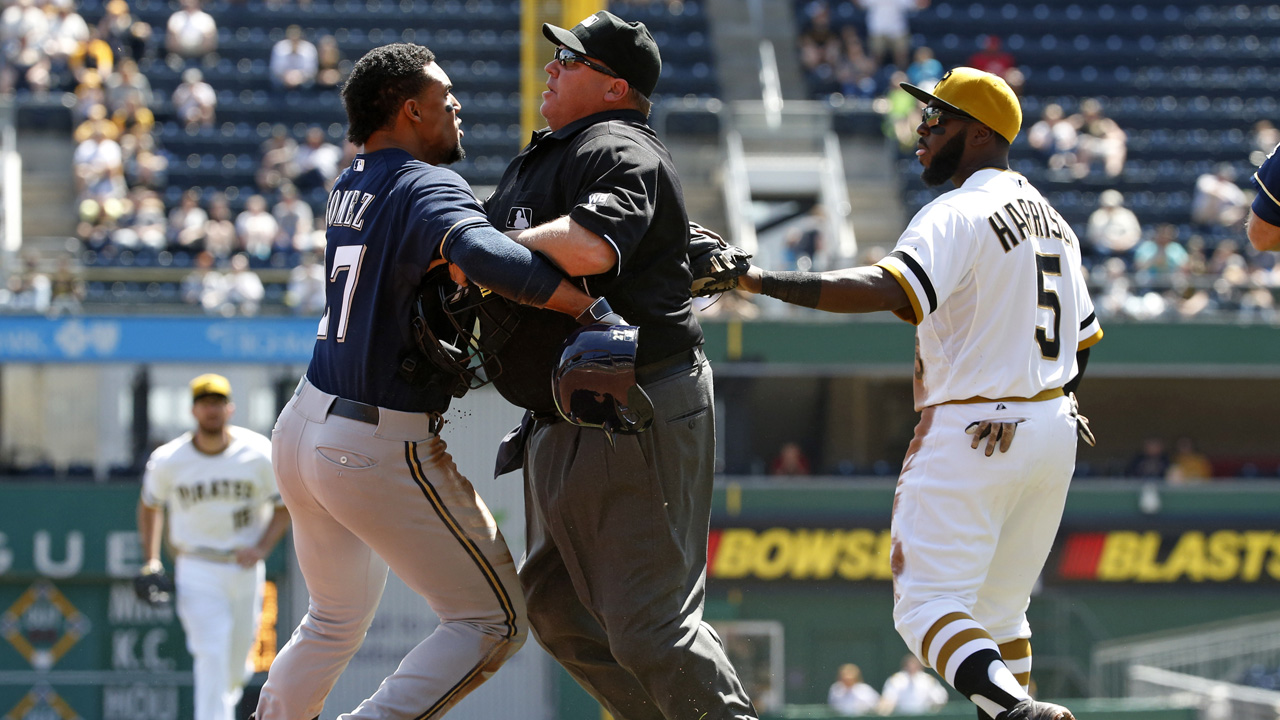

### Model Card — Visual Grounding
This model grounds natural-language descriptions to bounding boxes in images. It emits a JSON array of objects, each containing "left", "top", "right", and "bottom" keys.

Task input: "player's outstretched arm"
[
  {"left": 739, "top": 264, "right": 911, "bottom": 315},
  {"left": 235, "top": 505, "right": 292, "bottom": 568},
  {"left": 444, "top": 223, "right": 599, "bottom": 318}
]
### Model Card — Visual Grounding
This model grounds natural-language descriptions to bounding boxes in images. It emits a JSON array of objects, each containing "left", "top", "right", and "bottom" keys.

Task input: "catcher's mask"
[
  {"left": 410, "top": 265, "right": 510, "bottom": 397},
  {"left": 553, "top": 323, "right": 655, "bottom": 442}
]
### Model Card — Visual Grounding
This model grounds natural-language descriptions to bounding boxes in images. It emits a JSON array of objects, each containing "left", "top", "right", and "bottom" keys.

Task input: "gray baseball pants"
[
  {"left": 257, "top": 378, "right": 526, "bottom": 720},
  {"left": 519, "top": 351, "right": 758, "bottom": 720}
]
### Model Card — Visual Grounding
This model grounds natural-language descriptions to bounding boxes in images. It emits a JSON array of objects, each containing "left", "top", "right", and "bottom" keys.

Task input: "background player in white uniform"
[
  {"left": 137, "top": 373, "right": 291, "bottom": 720},
  {"left": 738, "top": 68, "right": 1101, "bottom": 720}
]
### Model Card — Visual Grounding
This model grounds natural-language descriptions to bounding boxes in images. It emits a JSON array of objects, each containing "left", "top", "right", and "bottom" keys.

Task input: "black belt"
[
  {"left": 330, "top": 397, "right": 380, "bottom": 424},
  {"left": 636, "top": 346, "right": 702, "bottom": 385}
]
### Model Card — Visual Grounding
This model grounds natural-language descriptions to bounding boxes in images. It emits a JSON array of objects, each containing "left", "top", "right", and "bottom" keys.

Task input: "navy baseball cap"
[{"left": 543, "top": 11, "right": 662, "bottom": 97}]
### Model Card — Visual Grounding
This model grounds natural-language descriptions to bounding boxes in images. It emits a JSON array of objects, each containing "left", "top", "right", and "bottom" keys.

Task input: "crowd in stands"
[{"left": 1, "top": 0, "right": 359, "bottom": 316}]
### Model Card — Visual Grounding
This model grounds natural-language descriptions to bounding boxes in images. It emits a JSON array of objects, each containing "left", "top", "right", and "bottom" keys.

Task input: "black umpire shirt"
[{"left": 482, "top": 108, "right": 702, "bottom": 414}]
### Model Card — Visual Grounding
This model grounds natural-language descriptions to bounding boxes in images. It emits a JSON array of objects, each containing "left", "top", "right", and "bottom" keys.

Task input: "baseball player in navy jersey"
[
  {"left": 138, "top": 373, "right": 291, "bottom": 720},
  {"left": 1248, "top": 141, "right": 1280, "bottom": 250},
  {"left": 739, "top": 68, "right": 1102, "bottom": 720},
  {"left": 254, "top": 43, "right": 617, "bottom": 720}
]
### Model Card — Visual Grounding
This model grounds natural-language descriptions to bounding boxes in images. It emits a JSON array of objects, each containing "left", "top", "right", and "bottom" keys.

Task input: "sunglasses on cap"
[
  {"left": 553, "top": 47, "right": 620, "bottom": 79},
  {"left": 921, "top": 105, "right": 976, "bottom": 128}
]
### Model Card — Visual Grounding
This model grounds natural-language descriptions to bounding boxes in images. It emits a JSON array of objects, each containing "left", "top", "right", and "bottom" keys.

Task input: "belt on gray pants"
[
  {"left": 636, "top": 345, "right": 704, "bottom": 385},
  {"left": 330, "top": 397, "right": 380, "bottom": 424}
]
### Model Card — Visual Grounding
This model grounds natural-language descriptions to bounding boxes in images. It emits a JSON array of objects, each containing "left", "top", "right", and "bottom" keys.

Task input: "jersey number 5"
[
  {"left": 317, "top": 245, "right": 366, "bottom": 341},
  {"left": 1035, "top": 252, "right": 1062, "bottom": 359}
]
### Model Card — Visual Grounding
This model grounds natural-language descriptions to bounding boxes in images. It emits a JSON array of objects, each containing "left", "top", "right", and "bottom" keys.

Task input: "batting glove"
[
  {"left": 965, "top": 419, "right": 1021, "bottom": 457},
  {"left": 1069, "top": 392, "right": 1096, "bottom": 447}
]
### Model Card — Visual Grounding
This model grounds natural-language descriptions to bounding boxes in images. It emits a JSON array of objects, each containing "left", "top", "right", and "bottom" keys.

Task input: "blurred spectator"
[
  {"left": 113, "top": 189, "right": 168, "bottom": 250},
  {"left": 72, "top": 122, "right": 126, "bottom": 202},
  {"left": 165, "top": 0, "right": 217, "bottom": 60},
  {"left": 70, "top": 68, "right": 108, "bottom": 122},
  {"left": 172, "top": 67, "right": 216, "bottom": 130},
  {"left": 168, "top": 187, "right": 208, "bottom": 252},
  {"left": 1, "top": 34, "right": 54, "bottom": 95},
  {"left": 881, "top": 70, "right": 920, "bottom": 153},
  {"left": 122, "top": 132, "right": 169, "bottom": 189},
  {"left": 828, "top": 663, "right": 880, "bottom": 717},
  {"left": 285, "top": 252, "right": 326, "bottom": 315},
  {"left": 1126, "top": 437, "right": 1170, "bottom": 479},
  {"left": 905, "top": 45, "right": 942, "bottom": 89},
  {"left": 769, "top": 442, "right": 812, "bottom": 476},
  {"left": 1132, "top": 223, "right": 1189, "bottom": 288},
  {"left": 47, "top": 254, "right": 86, "bottom": 316},
  {"left": 1026, "top": 103, "right": 1078, "bottom": 174},
  {"left": 797, "top": 2, "right": 842, "bottom": 94},
  {"left": 785, "top": 205, "right": 825, "bottom": 271},
  {"left": 876, "top": 655, "right": 949, "bottom": 715},
  {"left": 1, "top": 0, "right": 48, "bottom": 50},
  {"left": 297, "top": 216, "right": 327, "bottom": 254},
  {"left": 967, "top": 35, "right": 1015, "bottom": 77},
  {"left": 1085, "top": 190, "right": 1142, "bottom": 264},
  {"left": 223, "top": 253, "right": 264, "bottom": 316},
  {"left": 67, "top": 27, "right": 114, "bottom": 85},
  {"left": 1, "top": 254, "right": 51, "bottom": 313},
  {"left": 1166, "top": 437, "right": 1212, "bottom": 485},
  {"left": 1192, "top": 163, "right": 1248, "bottom": 232},
  {"left": 235, "top": 194, "right": 279, "bottom": 260},
  {"left": 111, "top": 94, "right": 154, "bottom": 139},
  {"left": 1251, "top": 120, "right": 1280, "bottom": 156},
  {"left": 856, "top": 0, "right": 926, "bottom": 71},
  {"left": 202, "top": 193, "right": 237, "bottom": 259},
  {"left": 97, "top": 0, "right": 150, "bottom": 61},
  {"left": 293, "top": 127, "right": 342, "bottom": 192},
  {"left": 42, "top": 0, "right": 91, "bottom": 80},
  {"left": 272, "top": 183, "right": 314, "bottom": 253},
  {"left": 182, "top": 249, "right": 227, "bottom": 313},
  {"left": 315, "top": 34, "right": 344, "bottom": 88},
  {"left": 256, "top": 126, "right": 299, "bottom": 191},
  {"left": 73, "top": 102, "right": 120, "bottom": 143},
  {"left": 269, "top": 24, "right": 317, "bottom": 90},
  {"left": 104, "top": 57, "right": 152, "bottom": 110},
  {"left": 1070, "top": 98, "right": 1127, "bottom": 178}
]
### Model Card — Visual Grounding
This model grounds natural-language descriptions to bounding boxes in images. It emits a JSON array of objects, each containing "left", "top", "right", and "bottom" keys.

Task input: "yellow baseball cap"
[
  {"left": 901, "top": 67, "right": 1023, "bottom": 143},
  {"left": 190, "top": 373, "right": 232, "bottom": 401}
]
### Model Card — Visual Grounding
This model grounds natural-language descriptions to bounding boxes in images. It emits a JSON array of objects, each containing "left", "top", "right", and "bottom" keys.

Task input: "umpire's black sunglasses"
[
  {"left": 553, "top": 47, "right": 621, "bottom": 79},
  {"left": 922, "top": 105, "right": 977, "bottom": 128}
]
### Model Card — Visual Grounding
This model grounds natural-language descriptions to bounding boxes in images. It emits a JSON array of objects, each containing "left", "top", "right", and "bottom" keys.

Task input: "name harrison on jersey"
[
  {"left": 175, "top": 479, "right": 256, "bottom": 508},
  {"left": 986, "top": 198, "right": 1075, "bottom": 253},
  {"left": 326, "top": 188, "right": 376, "bottom": 230}
]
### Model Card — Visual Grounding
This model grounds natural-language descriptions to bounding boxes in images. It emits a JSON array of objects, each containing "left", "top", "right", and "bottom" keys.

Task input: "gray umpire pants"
[{"left": 519, "top": 349, "right": 758, "bottom": 720}]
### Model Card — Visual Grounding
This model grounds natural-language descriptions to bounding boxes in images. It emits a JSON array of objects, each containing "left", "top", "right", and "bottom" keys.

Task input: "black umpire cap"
[{"left": 543, "top": 11, "right": 662, "bottom": 98}]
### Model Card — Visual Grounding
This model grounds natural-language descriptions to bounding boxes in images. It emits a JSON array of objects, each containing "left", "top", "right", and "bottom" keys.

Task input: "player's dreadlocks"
[{"left": 342, "top": 43, "right": 437, "bottom": 146}]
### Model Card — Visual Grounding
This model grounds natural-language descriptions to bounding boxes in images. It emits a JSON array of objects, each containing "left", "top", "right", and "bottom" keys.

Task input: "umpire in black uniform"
[{"left": 481, "top": 11, "right": 758, "bottom": 720}]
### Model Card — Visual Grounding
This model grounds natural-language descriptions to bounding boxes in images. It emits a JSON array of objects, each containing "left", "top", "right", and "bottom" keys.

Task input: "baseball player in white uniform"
[
  {"left": 138, "top": 373, "right": 292, "bottom": 720},
  {"left": 739, "top": 68, "right": 1101, "bottom": 720}
]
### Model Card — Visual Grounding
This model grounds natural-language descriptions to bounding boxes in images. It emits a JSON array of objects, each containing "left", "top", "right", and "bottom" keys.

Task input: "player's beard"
[
  {"left": 920, "top": 127, "right": 967, "bottom": 187},
  {"left": 444, "top": 140, "right": 465, "bottom": 165}
]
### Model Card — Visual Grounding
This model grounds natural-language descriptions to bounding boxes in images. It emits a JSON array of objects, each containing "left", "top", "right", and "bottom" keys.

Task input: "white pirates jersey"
[
  {"left": 142, "top": 425, "right": 278, "bottom": 553},
  {"left": 876, "top": 168, "right": 1104, "bottom": 409}
]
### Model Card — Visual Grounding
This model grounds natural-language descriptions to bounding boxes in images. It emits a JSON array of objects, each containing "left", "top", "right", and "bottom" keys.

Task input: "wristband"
[{"left": 759, "top": 270, "right": 823, "bottom": 309}]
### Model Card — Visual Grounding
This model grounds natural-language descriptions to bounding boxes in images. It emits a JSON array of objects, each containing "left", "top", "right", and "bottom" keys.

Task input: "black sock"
[{"left": 953, "top": 648, "right": 1024, "bottom": 715}]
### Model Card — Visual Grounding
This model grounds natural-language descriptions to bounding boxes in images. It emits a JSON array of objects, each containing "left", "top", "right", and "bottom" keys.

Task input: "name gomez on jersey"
[{"left": 876, "top": 168, "right": 1104, "bottom": 409}]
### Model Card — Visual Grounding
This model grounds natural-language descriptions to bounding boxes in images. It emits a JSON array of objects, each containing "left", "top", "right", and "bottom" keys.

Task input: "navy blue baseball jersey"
[
  {"left": 306, "top": 148, "right": 489, "bottom": 412},
  {"left": 1253, "top": 142, "right": 1280, "bottom": 226}
]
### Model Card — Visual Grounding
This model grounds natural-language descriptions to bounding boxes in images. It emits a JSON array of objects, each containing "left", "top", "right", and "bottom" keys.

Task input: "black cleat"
[{"left": 997, "top": 699, "right": 1076, "bottom": 720}]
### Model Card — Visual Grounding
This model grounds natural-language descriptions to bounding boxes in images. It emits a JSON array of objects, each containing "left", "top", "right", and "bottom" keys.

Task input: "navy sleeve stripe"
[{"left": 889, "top": 249, "right": 937, "bottom": 314}]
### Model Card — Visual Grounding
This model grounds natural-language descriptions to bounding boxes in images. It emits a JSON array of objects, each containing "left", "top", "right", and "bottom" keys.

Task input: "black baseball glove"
[
  {"left": 688, "top": 222, "right": 752, "bottom": 298},
  {"left": 133, "top": 569, "right": 174, "bottom": 606}
]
